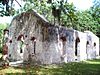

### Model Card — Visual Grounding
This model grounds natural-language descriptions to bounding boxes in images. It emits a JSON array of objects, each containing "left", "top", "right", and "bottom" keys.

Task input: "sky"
[
  {"left": 0, "top": 0, "right": 94, "bottom": 24},
  {"left": 68, "top": 0, "right": 93, "bottom": 10}
]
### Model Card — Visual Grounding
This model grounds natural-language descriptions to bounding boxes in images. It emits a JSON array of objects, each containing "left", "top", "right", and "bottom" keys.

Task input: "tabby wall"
[
  {"left": 8, "top": 10, "right": 63, "bottom": 64},
  {"left": 85, "top": 31, "right": 99, "bottom": 59},
  {"left": 7, "top": 10, "right": 99, "bottom": 64}
]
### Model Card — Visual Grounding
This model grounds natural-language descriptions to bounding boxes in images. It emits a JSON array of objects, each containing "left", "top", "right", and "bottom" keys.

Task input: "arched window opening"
[
  {"left": 3, "top": 29, "right": 9, "bottom": 35},
  {"left": 60, "top": 36, "right": 67, "bottom": 60},
  {"left": 17, "top": 34, "right": 24, "bottom": 53},
  {"left": 94, "top": 42, "right": 96, "bottom": 47},
  {"left": 87, "top": 41, "right": 89, "bottom": 45},
  {"left": 75, "top": 37, "right": 80, "bottom": 56},
  {"left": 30, "top": 36, "right": 36, "bottom": 54},
  {"left": 93, "top": 42, "right": 97, "bottom": 57},
  {"left": 60, "top": 36, "right": 66, "bottom": 42},
  {"left": 86, "top": 41, "right": 89, "bottom": 54},
  {"left": 17, "top": 34, "right": 24, "bottom": 41}
]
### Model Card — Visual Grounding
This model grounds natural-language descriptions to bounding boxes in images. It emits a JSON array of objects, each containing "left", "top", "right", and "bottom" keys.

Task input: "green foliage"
[
  {"left": 0, "top": 0, "right": 16, "bottom": 16},
  {"left": 0, "top": 23, "right": 7, "bottom": 53},
  {"left": 17, "top": 0, "right": 76, "bottom": 26},
  {"left": 89, "top": 0, "right": 100, "bottom": 37},
  {"left": 92, "top": 0, "right": 100, "bottom": 23},
  {"left": 16, "top": 0, "right": 100, "bottom": 37},
  {"left": 73, "top": 11, "right": 98, "bottom": 33},
  {"left": 0, "top": 0, "right": 99, "bottom": 37}
]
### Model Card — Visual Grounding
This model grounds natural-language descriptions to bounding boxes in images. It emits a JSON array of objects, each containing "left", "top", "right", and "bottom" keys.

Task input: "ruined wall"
[
  {"left": 8, "top": 10, "right": 76, "bottom": 64},
  {"left": 9, "top": 11, "right": 45, "bottom": 62},
  {"left": 75, "top": 31, "right": 87, "bottom": 61},
  {"left": 8, "top": 10, "right": 99, "bottom": 64},
  {"left": 85, "top": 31, "right": 99, "bottom": 59},
  {"left": 59, "top": 28, "right": 75, "bottom": 62},
  {"left": 8, "top": 10, "right": 63, "bottom": 64}
]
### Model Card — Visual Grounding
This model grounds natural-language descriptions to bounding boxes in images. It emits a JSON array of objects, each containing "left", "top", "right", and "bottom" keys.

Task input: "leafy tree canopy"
[
  {"left": 0, "top": 0, "right": 99, "bottom": 37},
  {"left": 89, "top": 0, "right": 100, "bottom": 37},
  {"left": 0, "top": 0, "right": 16, "bottom": 16}
]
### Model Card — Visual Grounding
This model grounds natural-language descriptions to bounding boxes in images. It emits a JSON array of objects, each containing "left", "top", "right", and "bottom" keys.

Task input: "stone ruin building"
[{"left": 3, "top": 9, "right": 99, "bottom": 64}]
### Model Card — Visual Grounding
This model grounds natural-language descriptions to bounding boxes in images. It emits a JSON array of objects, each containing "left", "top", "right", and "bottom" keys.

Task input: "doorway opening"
[
  {"left": 86, "top": 41, "right": 89, "bottom": 54},
  {"left": 60, "top": 36, "right": 67, "bottom": 61},
  {"left": 75, "top": 37, "right": 80, "bottom": 56}
]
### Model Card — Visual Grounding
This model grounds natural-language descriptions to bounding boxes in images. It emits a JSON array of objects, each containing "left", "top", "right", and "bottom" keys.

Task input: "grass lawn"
[
  {"left": 0, "top": 53, "right": 100, "bottom": 75},
  {"left": 0, "top": 60, "right": 100, "bottom": 75}
]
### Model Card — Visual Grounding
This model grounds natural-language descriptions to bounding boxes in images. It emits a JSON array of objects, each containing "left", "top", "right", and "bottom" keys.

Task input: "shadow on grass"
[
  {"left": 1, "top": 59, "right": 100, "bottom": 75},
  {"left": 48, "top": 62, "right": 100, "bottom": 75},
  {"left": 6, "top": 73, "right": 35, "bottom": 75}
]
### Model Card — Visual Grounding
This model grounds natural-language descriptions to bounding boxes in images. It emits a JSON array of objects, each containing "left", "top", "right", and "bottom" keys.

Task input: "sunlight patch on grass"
[
  {"left": 0, "top": 67, "right": 25, "bottom": 74},
  {"left": 84, "top": 59, "right": 100, "bottom": 64}
]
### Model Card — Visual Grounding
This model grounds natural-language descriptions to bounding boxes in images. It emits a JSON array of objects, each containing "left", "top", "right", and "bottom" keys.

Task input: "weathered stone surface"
[
  {"left": 85, "top": 31, "right": 99, "bottom": 59},
  {"left": 5, "top": 9, "right": 99, "bottom": 64}
]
